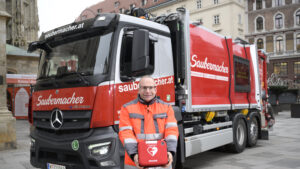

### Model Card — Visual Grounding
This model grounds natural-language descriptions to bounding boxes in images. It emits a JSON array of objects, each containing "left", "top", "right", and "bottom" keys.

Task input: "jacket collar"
[{"left": 138, "top": 95, "right": 157, "bottom": 106}]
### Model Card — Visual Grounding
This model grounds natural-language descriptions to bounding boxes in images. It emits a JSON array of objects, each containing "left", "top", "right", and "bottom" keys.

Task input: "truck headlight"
[{"left": 88, "top": 141, "right": 111, "bottom": 156}]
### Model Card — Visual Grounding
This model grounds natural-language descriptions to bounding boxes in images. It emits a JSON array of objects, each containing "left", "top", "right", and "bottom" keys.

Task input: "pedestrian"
[{"left": 119, "top": 76, "right": 179, "bottom": 169}]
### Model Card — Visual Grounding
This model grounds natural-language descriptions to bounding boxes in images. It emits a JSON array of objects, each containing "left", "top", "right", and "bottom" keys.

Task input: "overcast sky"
[{"left": 37, "top": 0, "right": 103, "bottom": 36}]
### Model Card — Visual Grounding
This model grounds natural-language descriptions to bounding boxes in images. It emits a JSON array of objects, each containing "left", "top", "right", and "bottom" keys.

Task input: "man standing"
[{"left": 119, "top": 76, "right": 178, "bottom": 169}]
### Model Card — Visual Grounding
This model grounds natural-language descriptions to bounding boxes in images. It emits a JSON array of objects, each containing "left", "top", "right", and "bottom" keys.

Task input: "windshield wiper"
[{"left": 57, "top": 72, "right": 90, "bottom": 86}]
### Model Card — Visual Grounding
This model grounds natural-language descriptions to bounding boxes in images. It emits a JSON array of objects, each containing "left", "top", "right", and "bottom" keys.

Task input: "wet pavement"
[{"left": 0, "top": 111, "right": 299, "bottom": 169}]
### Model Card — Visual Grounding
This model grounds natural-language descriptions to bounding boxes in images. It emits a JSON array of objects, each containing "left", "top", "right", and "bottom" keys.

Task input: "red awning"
[{"left": 6, "top": 74, "right": 37, "bottom": 84}]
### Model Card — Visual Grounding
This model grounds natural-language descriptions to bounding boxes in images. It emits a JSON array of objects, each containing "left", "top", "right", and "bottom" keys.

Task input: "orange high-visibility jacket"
[{"left": 119, "top": 96, "right": 179, "bottom": 168}]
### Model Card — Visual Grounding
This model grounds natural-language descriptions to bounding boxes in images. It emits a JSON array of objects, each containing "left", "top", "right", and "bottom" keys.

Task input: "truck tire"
[
  {"left": 229, "top": 115, "right": 247, "bottom": 153},
  {"left": 247, "top": 116, "right": 258, "bottom": 147}
]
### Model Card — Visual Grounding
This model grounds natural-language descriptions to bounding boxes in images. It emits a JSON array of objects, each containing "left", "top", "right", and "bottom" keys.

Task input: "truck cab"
[{"left": 29, "top": 10, "right": 180, "bottom": 169}]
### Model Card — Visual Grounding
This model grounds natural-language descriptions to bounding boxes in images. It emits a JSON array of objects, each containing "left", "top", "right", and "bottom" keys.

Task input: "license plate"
[{"left": 47, "top": 163, "right": 66, "bottom": 169}]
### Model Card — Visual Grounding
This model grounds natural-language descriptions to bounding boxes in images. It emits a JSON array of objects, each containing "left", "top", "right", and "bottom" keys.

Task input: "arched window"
[
  {"left": 256, "top": 17, "right": 263, "bottom": 30},
  {"left": 276, "top": 36, "right": 284, "bottom": 53},
  {"left": 256, "top": 0, "right": 262, "bottom": 10},
  {"left": 296, "top": 34, "right": 300, "bottom": 51},
  {"left": 257, "top": 38, "right": 264, "bottom": 49},
  {"left": 296, "top": 10, "right": 300, "bottom": 25},
  {"left": 275, "top": 14, "right": 283, "bottom": 28}
]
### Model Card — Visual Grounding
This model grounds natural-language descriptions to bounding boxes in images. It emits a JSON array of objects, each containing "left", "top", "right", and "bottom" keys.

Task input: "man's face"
[{"left": 138, "top": 77, "right": 157, "bottom": 102}]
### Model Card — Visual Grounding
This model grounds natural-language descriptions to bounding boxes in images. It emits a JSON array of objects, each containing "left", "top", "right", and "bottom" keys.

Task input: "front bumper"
[{"left": 30, "top": 126, "right": 122, "bottom": 169}]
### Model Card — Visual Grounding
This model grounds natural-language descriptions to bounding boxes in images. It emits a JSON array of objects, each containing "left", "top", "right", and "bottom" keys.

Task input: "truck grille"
[{"left": 33, "top": 110, "right": 92, "bottom": 131}]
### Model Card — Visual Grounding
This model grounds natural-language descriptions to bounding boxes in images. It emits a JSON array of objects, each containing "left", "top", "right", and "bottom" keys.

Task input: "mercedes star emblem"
[{"left": 50, "top": 109, "right": 63, "bottom": 130}]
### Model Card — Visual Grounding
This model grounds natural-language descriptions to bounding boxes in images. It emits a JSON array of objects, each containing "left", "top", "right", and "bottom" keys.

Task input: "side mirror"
[
  {"left": 28, "top": 41, "right": 52, "bottom": 54},
  {"left": 28, "top": 41, "right": 39, "bottom": 53},
  {"left": 131, "top": 29, "right": 149, "bottom": 74}
]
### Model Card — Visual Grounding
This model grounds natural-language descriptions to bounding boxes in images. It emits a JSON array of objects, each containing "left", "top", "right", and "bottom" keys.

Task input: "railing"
[
  {"left": 268, "top": 73, "right": 300, "bottom": 89},
  {"left": 268, "top": 50, "right": 300, "bottom": 58}
]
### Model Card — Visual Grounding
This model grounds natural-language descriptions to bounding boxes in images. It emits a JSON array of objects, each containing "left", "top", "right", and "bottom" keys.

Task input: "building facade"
[
  {"left": 77, "top": 0, "right": 169, "bottom": 21},
  {"left": 5, "top": 0, "right": 39, "bottom": 49},
  {"left": 0, "top": 0, "right": 16, "bottom": 150},
  {"left": 149, "top": 0, "right": 247, "bottom": 40},
  {"left": 77, "top": 0, "right": 247, "bottom": 40},
  {"left": 4, "top": 0, "right": 39, "bottom": 75},
  {"left": 246, "top": 0, "right": 300, "bottom": 86}
]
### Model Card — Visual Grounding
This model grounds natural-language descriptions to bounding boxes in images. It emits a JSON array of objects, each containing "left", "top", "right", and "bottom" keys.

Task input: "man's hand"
[
  {"left": 134, "top": 154, "right": 144, "bottom": 169},
  {"left": 163, "top": 152, "right": 173, "bottom": 168}
]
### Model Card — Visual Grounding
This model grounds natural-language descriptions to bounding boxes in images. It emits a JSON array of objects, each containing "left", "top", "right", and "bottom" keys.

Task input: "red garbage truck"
[{"left": 28, "top": 8, "right": 269, "bottom": 169}]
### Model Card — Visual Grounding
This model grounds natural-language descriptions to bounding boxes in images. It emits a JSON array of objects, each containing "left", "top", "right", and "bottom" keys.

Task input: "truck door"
[
  {"left": 155, "top": 34, "right": 175, "bottom": 104},
  {"left": 113, "top": 28, "right": 161, "bottom": 124},
  {"left": 113, "top": 28, "right": 175, "bottom": 124}
]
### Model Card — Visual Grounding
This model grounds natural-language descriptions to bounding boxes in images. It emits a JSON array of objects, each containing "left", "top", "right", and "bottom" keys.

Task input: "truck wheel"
[
  {"left": 247, "top": 116, "right": 258, "bottom": 147},
  {"left": 229, "top": 116, "right": 247, "bottom": 153}
]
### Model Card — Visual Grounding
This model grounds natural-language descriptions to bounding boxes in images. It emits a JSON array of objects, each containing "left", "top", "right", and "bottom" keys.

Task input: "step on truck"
[{"left": 28, "top": 8, "right": 270, "bottom": 169}]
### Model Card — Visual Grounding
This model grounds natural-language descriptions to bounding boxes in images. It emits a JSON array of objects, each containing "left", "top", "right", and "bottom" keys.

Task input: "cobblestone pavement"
[
  {"left": 0, "top": 119, "right": 36, "bottom": 169},
  {"left": 183, "top": 111, "right": 300, "bottom": 169},
  {"left": 0, "top": 111, "right": 299, "bottom": 169}
]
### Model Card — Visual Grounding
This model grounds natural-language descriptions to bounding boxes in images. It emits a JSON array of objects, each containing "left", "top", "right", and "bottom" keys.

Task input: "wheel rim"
[
  {"left": 237, "top": 122, "right": 245, "bottom": 146},
  {"left": 250, "top": 119, "right": 258, "bottom": 142}
]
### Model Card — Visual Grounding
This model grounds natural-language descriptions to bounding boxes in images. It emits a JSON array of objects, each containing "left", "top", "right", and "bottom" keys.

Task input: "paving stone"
[{"left": 1, "top": 112, "right": 300, "bottom": 169}]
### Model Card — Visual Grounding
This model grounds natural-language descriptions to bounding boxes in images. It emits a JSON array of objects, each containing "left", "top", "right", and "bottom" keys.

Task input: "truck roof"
[
  {"left": 39, "top": 13, "right": 170, "bottom": 42},
  {"left": 119, "top": 14, "right": 170, "bottom": 34}
]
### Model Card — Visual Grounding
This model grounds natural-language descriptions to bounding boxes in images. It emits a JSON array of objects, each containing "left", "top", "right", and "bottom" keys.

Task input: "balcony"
[{"left": 267, "top": 50, "right": 300, "bottom": 59}]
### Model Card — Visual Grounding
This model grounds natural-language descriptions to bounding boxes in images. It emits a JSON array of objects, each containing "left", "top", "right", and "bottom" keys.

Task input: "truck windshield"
[{"left": 37, "top": 32, "right": 113, "bottom": 79}]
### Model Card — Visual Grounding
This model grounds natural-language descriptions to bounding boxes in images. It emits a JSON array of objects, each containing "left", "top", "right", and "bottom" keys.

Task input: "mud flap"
[{"left": 260, "top": 129, "right": 269, "bottom": 140}]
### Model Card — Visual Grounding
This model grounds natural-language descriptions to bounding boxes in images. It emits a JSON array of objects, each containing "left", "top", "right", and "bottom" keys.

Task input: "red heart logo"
[{"left": 147, "top": 146, "right": 158, "bottom": 156}]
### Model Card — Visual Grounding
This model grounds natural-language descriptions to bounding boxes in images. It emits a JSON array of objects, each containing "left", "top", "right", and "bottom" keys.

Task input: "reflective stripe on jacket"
[{"left": 119, "top": 96, "right": 179, "bottom": 168}]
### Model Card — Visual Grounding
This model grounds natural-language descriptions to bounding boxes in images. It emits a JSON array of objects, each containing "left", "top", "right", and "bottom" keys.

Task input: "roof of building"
[
  {"left": 76, "top": 0, "right": 171, "bottom": 21},
  {"left": 6, "top": 44, "right": 39, "bottom": 58}
]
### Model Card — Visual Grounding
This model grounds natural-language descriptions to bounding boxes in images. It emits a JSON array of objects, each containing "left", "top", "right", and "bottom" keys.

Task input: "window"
[
  {"left": 276, "top": 36, "right": 284, "bottom": 52},
  {"left": 275, "top": 0, "right": 283, "bottom": 6},
  {"left": 256, "top": 17, "right": 263, "bottom": 30},
  {"left": 38, "top": 32, "right": 113, "bottom": 79},
  {"left": 296, "top": 10, "right": 300, "bottom": 25},
  {"left": 130, "top": 4, "right": 135, "bottom": 9},
  {"left": 295, "top": 62, "right": 300, "bottom": 75},
  {"left": 238, "top": 14, "right": 242, "bottom": 24},
  {"left": 257, "top": 38, "right": 264, "bottom": 49},
  {"left": 234, "top": 56, "right": 250, "bottom": 92},
  {"left": 198, "top": 19, "right": 203, "bottom": 25},
  {"left": 115, "top": 1, "right": 120, "bottom": 8},
  {"left": 274, "top": 62, "right": 287, "bottom": 76},
  {"left": 154, "top": 0, "right": 158, "bottom": 2},
  {"left": 119, "top": 8, "right": 124, "bottom": 13},
  {"left": 81, "top": 15, "right": 87, "bottom": 20},
  {"left": 120, "top": 33, "right": 155, "bottom": 78},
  {"left": 275, "top": 14, "right": 283, "bottom": 29},
  {"left": 214, "top": 15, "right": 220, "bottom": 24},
  {"left": 214, "top": 0, "right": 219, "bottom": 4},
  {"left": 297, "top": 34, "right": 300, "bottom": 51},
  {"left": 197, "top": 0, "right": 202, "bottom": 9},
  {"left": 256, "top": 0, "right": 262, "bottom": 9},
  {"left": 141, "top": 0, "right": 147, "bottom": 6},
  {"left": 97, "top": 9, "right": 102, "bottom": 13}
]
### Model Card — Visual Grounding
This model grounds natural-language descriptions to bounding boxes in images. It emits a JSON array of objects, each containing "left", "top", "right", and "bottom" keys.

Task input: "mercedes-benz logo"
[{"left": 50, "top": 109, "right": 63, "bottom": 130}]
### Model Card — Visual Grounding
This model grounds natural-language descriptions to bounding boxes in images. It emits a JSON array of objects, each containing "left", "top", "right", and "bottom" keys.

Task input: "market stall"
[{"left": 6, "top": 74, "right": 36, "bottom": 119}]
